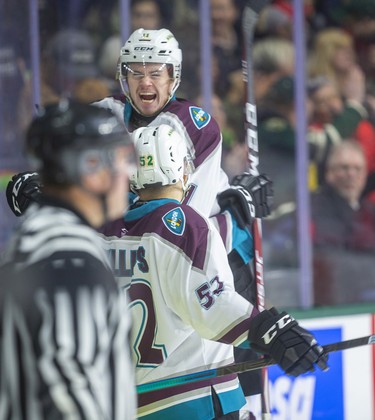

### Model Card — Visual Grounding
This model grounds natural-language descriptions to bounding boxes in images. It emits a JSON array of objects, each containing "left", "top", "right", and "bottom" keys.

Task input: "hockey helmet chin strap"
[{"left": 180, "top": 156, "right": 195, "bottom": 201}]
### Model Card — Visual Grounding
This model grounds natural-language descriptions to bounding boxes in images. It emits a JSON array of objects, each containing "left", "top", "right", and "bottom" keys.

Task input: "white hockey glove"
[
  {"left": 248, "top": 307, "right": 329, "bottom": 376},
  {"left": 217, "top": 173, "right": 273, "bottom": 229}
]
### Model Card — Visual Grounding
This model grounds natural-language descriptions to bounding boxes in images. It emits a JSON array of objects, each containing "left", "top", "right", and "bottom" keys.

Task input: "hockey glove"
[
  {"left": 248, "top": 307, "right": 329, "bottom": 376},
  {"left": 6, "top": 171, "right": 42, "bottom": 216},
  {"left": 217, "top": 173, "right": 273, "bottom": 229}
]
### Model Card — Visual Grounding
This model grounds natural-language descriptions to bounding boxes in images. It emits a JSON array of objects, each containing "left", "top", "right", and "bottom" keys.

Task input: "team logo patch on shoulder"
[
  {"left": 189, "top": 106, "right": 211, "bottom": 130},
  {"left": 162, "top": 207, "right": 186, "bottom": 236}
]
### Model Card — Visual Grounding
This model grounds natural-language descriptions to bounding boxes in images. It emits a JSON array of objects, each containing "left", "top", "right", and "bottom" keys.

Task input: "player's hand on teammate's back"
[
  {"left": 248, "top": 307, "right": 329, "bottom": 376},
  {"left": 6, "top": 171, "right": 42, "bottom": 216},
  {"left": 217, "top": 173, "right": 273, "bottom": 229}
]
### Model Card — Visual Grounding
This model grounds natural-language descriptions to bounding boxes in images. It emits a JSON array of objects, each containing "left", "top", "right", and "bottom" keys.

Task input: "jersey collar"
[{"left": 125, "top": 198, "right": 180, "bottom": 221}]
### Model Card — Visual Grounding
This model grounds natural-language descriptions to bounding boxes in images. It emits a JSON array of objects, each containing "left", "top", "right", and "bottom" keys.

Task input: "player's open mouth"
[{"left": 140, "top": 93, "right": 156, "bottom": 102}]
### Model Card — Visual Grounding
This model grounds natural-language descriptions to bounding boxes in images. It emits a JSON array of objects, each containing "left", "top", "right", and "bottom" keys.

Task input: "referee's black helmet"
[{"left": 26, "top": 99, "right": 131, "bottom": 185}]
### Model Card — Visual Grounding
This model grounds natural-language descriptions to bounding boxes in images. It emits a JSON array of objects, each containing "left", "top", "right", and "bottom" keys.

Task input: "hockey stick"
[
  {"left": 242, "top": 1, "right": 272, "bottom": 418},
  {"left": 137, "top": 334, "right": 375, "bottom": 394}
]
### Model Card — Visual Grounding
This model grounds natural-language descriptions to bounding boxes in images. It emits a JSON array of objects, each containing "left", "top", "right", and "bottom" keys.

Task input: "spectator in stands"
[
  {"left": 312, "top": 140, "right": 375, "bottom": 305},
  {"left": 224, "top": 37, "right": 295, "bottom": 139},
  {"left": 357, "top": 33, "right": 375, "bottom": 96},
  {"left": 307, "top": 76, "right": 375, "bottom": 194},
  {"left": 18, "top": 29, "right": 110, "bottom": 132},
  {"left": 211, "top": 0, "right": 242, "bottom": 97},
  {"left": 257, "top": 71, "right": 370, "bottom": 206},
  {"left": 40, "top": 29, "right": 101, "bottom": 97},
  {"left": 308, "top": 28, "right": 366, "bottom": 103},
  {"left": 130, "top": 0, "right": 163, "bottom": 31},
  {"left": 314, "top": 0, "right": 375, "bottom": 40},
  {"left": 252, "top": 37, "right": 294, "bottom": 104},
  {"left": 257, "top": 73, "right": 374, "bottom": 272},
  {"left": 255, "top": 0, "right": 317, "bottom": 41},
  {"left": 257, "top": 75, "right": 297, "bottom": 209},
  {"left": 252, "top": 75, "right": 301, "bottom": 276},
  {"left": 311, "top": 140, "right": 375, "bottom": 251},
  {"left": 256, "top": 1, "right": 293, "bottom": 40}
]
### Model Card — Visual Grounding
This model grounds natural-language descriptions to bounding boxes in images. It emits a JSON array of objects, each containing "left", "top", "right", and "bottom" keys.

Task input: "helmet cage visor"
[
  {"left": 118, "top": 61, "right": 176, "bottom": 101},
  {"left": 117, "top": 58, "right": 181, "bottom": 106},
  {"left": 54, "top": 144, "right": 124, "bottom": 183},
  {"left": 77, "top": 147, "right": 118, "bottom": 175}
]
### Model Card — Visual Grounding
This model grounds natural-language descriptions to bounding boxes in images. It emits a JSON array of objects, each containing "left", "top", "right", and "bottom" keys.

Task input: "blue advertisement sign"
[{"left": 267, "top": 327, "right": 344, "bottom": 419}]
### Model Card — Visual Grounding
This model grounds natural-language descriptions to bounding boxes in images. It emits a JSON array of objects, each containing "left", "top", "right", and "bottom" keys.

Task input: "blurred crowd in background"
[{"left": 2, "top": 0, "right": 375, "bottom": 309}]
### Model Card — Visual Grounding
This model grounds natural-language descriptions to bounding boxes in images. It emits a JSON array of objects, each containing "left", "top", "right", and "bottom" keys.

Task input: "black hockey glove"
[
  {"left": 248, "top": 307, "right": 329, "bottom": 376},
  {"left": 217, "top": 173, "right": 273, "bottom": 229},
  {"left": 6, "top": 171, "right": 42, "bottom": 216}
]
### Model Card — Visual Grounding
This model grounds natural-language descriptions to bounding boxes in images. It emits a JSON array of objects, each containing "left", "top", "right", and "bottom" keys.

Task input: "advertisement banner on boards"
[{"left": 244, "top": 313, "right": 375, "bottom": 420}]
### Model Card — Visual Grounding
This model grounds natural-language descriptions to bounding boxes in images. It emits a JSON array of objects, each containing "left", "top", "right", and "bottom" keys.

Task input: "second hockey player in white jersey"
[{"left": 100, "top": 124, "right": 329, "bottom": 420}]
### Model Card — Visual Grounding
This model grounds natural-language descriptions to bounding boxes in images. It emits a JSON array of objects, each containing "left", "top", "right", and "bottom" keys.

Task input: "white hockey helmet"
[
  {"left": 130, "top": 124, "right": 194, "bottom": 191},
  {"left": 117, "top": 28, "right": 182, "bottom": 104}
]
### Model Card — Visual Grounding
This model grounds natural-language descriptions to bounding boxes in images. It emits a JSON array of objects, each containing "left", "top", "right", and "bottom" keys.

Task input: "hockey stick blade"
[{"left": 137, "top": 334, "right": 375, "bottom": 394}]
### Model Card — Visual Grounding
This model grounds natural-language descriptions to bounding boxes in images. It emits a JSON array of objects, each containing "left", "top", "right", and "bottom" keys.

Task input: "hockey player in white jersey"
[
  {"left": 95, "top": 27, "right": 272, "bottom": 250},
  {"left": 4, "top": 27, "right": 275, "bottom": 405},
  {"left": 0, "top": 100, "right": 136, "bottom": 420},
  {"left": 98, "top": 27, "right": 272, "bottom": 401},
  {"left": 6, "top": 27, "right": 271, "bottom": 292},
  {"left": 101, "top": 124, "right": 328, "bottom": 420}
]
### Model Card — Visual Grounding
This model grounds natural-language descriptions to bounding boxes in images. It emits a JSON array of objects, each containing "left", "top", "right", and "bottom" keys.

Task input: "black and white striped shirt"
[{"left": 0, "top": 199, "right": 136, "bottom": 420}]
